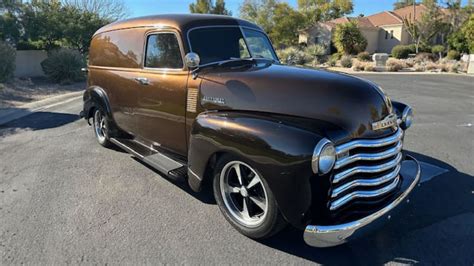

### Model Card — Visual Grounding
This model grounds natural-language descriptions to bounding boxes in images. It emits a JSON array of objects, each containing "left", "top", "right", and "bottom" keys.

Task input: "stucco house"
[{"left": 298, "top": 4, "right": 445, "bottom": 54}]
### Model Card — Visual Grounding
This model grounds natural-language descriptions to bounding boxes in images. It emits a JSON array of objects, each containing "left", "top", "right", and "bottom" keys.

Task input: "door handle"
[{"left": 134, "top": 77, "right": 150, "bottom": 85}]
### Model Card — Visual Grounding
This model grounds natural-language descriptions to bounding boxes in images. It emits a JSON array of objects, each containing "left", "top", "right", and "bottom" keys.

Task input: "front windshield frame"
[{"left": 186, "top": 25, "right": 280, "bottom": 65}]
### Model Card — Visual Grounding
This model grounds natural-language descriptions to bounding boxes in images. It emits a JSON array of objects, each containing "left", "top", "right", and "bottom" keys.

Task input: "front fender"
[{"left": 187, "top": 111, "right": 326, "bottom": 228}]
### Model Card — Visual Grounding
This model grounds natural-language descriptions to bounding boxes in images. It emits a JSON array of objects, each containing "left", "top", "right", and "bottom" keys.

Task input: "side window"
[{"left": 145, "top": 33, "right": 183, "bottom": 69}]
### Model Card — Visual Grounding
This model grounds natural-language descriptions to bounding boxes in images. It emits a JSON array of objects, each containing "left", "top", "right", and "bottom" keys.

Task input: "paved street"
[{"left": 0, "top": 74, "right": 473, "bottom": 264}]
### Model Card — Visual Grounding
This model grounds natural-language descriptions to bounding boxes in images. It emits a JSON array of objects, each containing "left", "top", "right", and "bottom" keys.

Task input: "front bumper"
[{"left": 303, "top": 154, "right": 421, "bottom": 248}]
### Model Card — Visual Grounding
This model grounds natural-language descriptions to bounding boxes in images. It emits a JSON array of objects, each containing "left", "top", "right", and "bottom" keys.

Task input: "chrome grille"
[{"left": 329, "top": 128, "right": 404, "bottom": 211}]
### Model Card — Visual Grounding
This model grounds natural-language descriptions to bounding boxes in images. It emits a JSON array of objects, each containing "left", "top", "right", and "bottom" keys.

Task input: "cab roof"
[{"left": 94, "top": 14, "right": 262, "bottom": 36}]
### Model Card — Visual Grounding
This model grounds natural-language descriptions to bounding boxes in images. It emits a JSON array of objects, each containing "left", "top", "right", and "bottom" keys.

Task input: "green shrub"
[
  {"left": 431, "top": 45, "right": 445, "bottom": 59},
  {"left": 391, "top": 45, "right": 411, "bottom": 59},
  {"left": 340, "top": 55, "right": 353, "bottom": 68},
  {"left": 331, "top": 52, "right": 342, "bottom": 60},
  {"left": 304, "top": 44, "right": 326, "bottom": 59},
  {"left": 0, "top": 41, "right": 16, "bottom": 83},
  {"left": 327, "top": 57, "right": 337, "bottom": 67},
  {"left": 447, "top": 50, "right": 461, "bottom": 60},
  {"left": 357, "top": 51, "right": 371, "bottom": 61},
  {"left": 333, "top": 22, "right": 367, "bottom": 55},
  {"left": 277, "top": 47, "right": 310, "bottom": 65},
  {"left": 41, "top": 49, "right": 86, "bottom": 83},
  {"left": 419, "top": 43, "right": 433, "bottom": 53}
]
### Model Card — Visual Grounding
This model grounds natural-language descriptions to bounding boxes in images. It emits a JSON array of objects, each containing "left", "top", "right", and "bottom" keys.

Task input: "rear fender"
[{"left": 82, "top": 86, "right": 113, "bottom": 122}]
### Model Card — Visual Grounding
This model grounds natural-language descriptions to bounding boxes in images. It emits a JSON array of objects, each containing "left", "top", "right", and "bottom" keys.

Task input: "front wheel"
[
  {"left": 213, "top": 154, "right": 287, "bottom": 239},
  {"left": 93, "top": 107, "right": 113, "bottom": 148}
]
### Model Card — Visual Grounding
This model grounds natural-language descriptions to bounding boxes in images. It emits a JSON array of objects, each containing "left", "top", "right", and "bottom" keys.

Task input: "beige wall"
[
  {"left": 378, "top": 24, "right": 404, "bottom": 53},
  {"left": 299, "top": 24, "right": 332, "bottom": 54},
  {"left": 14, "top": 50, "right": 47, "bottom": 77},
  {"left": 360, "top": 28, "right": 379, "bottom": 53}
]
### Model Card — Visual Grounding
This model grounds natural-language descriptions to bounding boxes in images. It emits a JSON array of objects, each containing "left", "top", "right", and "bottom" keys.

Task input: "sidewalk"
[{"left": 0, "top": 91, "right": 83, "bottom": 126}]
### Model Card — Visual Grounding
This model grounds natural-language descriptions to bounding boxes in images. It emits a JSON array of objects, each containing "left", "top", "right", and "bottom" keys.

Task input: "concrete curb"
[
  {"left": 326, "top": 67, "right": 473, "bottom": 76},
  {"left": 0, "top": 91, "right": 83, "bottom": 126}
]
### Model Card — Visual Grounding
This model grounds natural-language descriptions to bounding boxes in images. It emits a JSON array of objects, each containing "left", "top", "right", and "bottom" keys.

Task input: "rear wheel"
[
  {"left": 213, "top": 154, "right": 287, "bottom": 239},
  {"left": 93, "top": 107, "right": 113, "bottom": 147}
]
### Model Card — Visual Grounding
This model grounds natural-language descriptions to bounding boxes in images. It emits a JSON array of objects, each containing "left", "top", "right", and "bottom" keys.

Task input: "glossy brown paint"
[{"left": 84, "top": 14, "right": 410, "bottom": 229}]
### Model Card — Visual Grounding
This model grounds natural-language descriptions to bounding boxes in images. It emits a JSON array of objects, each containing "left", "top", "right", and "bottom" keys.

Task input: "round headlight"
[
  {"left": 312, "top": 138, "right": 336, "bottom": 175},
  {"left": 401, "top": 106, "right": 414, "bottom": 130}
]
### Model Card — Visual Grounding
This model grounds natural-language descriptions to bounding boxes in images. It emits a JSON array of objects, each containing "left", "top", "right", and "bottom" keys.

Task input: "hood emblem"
[
  {"left": 372, "top": 113, "right": 398, "bottom": 131},
  {"left": 202, "top": 96, "right": 226, "bottom": 105}
]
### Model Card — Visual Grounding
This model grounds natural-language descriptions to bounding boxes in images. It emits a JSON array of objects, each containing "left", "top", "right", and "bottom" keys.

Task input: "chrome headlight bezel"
[
  {"left": 400, "top": 106, "right": 414, "bottom": 130},
  {"left": 312, "top": 138, "right": 336, "bottom": 175}
]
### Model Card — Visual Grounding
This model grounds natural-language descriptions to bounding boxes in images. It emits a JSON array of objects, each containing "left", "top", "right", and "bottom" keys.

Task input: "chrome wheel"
[
  {"left": 219, "top": 161, "right": 268, "bottom": 228},
  {"left": 94, "top": 109, "right": 107, "bottom": 142}
]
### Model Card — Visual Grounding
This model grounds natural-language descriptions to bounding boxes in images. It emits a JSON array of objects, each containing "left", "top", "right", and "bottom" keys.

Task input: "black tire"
[
  {"left": 92, "top": 107, "right": 113, "bottom": 148},
  {"left": 213, "top": 154, "right": 287, "bottom": 239}
]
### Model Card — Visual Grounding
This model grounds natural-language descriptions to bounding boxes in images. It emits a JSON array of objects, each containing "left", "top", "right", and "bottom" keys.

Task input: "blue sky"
[{"left": 123, "top": 0, "right": 470, "bottom": 18}]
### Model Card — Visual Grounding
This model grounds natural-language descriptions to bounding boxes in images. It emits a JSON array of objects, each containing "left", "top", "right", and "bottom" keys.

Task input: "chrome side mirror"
[{"left": 185, "top": 52, "right": 200, "bottom": 68}]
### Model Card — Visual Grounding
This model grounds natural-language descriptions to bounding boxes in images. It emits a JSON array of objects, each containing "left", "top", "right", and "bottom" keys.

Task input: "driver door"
[{"left": 134, "top": 30, "right": 188, "bottom": 156}]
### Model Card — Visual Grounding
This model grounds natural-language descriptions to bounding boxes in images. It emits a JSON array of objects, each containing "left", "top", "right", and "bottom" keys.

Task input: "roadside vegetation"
[
  {"left": 1, "top": 0, "right": 473, "bottom": 87},
  {"left": 0, "top": 0, "right": 127, "bottom": 84}
]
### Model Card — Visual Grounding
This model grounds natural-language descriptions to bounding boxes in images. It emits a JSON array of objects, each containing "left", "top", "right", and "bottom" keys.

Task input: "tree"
[
  {"left": 269, "top": 3, "right": 305, "bottom": 48},
  {"left": 403, "top": 0, "right": 443, "bottom": 53},
  {"left": 18, "top": 0, "right": 114, "bottom": 53},
  {"left": 332, "top": 21, "right": 367, "bottom": 54},
  {"left": 62, "top": 0, "right": 129, "bottom": 20},
  {"left": 62, "top": 7, "right": 110, "bottom": 54},
  {"left": 213, "top": 0, "right": 232, "bottom": 15},
  {"left": 393, "top": 0, "right": 415, "bottom": 10},
  {"left": 297, "top": 0, "right": 353, "bottom": 24},
  {"left": 462, "top": 13, "right": 474, "bottom": 52},
  {"left": 189, "top": 0, "right": 232, "bottom": 15},
  {"left": 239, "top": 0, "right": 278, "bottom": 33},
  {"left": 239, "top": 0, "right": 304, "bottom": 47}
]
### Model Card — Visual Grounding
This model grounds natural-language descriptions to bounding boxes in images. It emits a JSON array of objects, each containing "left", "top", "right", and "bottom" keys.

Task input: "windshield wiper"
[{"left": 191, "top": 58, "right": 257, "bottom": 79}]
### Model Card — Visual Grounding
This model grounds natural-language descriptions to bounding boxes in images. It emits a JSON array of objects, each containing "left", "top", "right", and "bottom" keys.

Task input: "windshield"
[{"left": 188, "top": 27, "right": 278, "bottom": 65}]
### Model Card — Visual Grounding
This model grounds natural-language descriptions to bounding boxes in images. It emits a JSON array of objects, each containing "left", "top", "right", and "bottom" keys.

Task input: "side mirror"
[{"left": 185, "top": 52, "right": 200, "bottom": 68}]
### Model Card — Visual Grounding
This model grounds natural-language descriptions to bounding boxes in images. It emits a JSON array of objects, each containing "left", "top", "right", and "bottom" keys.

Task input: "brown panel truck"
[{"left": 80, "top": 14, "right": 420, "bottom": 247}]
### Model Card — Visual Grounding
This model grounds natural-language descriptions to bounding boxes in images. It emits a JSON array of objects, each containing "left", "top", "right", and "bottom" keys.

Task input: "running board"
[{"left": 110, "top": 138, "right": 186, "bottom": 181}]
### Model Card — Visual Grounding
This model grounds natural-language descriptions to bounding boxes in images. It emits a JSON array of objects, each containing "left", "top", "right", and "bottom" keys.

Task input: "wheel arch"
[
  {"left": 187, "top": 111, "right": 325, "bottom": 228},
  {"left": 83, "top": 86, "right": 113, "bottom": 120}
]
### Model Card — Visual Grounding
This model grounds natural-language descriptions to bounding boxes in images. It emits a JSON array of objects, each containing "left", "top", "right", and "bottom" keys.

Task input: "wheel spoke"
[
  {"left": 227, "top": 186, "right": 241, "bottom": 193},
  {"left": 249, "top": 196, "right": 266, "bottom": 211},
  {"left": 246, "top": 176, "right": 260, "bottom": 189},
  {"left": 233, "top": 164, "right": 243, "bottom": 185},
  {"left": 241, "top": 198, "right": 251, "bottom": 219}
]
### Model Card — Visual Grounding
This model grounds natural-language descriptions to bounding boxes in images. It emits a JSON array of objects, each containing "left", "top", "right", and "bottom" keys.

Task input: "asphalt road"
[{"left": 1, "top": 74, "right": 473, "bottom": 265}]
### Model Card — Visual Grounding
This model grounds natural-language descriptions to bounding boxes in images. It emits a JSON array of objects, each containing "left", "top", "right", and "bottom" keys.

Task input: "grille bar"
[
  {"left": 330, "top": 176, "right": 400, "bottom": 211},
  {"left": 329, "top": 128, "right": 404, "bottom": 211},
  {"left": 335, "top": 128, "right": 403, "bottom": 155},
  {"left": 333, "top": 153, "right": 402, "bottom": 184},
  {"left": 331, "top": 164, "right": 401, "bottom": 198},
  {"left": 334, "top": 141, "right": 403, "bottom": 170}
]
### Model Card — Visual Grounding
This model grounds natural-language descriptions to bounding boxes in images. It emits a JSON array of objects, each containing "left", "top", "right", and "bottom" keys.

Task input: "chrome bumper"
[{"left": 303, "top": 154, "right": 421, "bottom": 248}]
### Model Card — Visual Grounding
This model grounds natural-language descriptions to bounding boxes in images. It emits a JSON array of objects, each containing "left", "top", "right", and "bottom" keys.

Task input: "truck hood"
[{"left": 198, "top": 64, "right": 393, "bottom": 142}]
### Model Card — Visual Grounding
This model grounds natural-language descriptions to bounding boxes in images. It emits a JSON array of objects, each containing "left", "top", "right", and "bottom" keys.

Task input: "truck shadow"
[
  {"left": 258, "top": 151, "right": 474, "bottom": 264},
  {"left": 0, "top": 111, "right": 80, "bottom": 137}
]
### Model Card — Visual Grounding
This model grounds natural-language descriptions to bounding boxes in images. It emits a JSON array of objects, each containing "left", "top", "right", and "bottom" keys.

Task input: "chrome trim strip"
[
  {"left": 333, "top": 153, "right": 402, "bottom": 184},
  {"left": 304, "top": 155, "right": 421, "bottom": 248},
  {"left": 331, "top": 164, "right": 401, "bottom": 198},
  {"left": 330, "top": 176, "right": 400, "bottom": 211},
  {"left": 334, "top": 141, "right": 403, "bottom": 170},
  {"left": 335, "top": 128, "right": 403, "bottom": 155}
]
